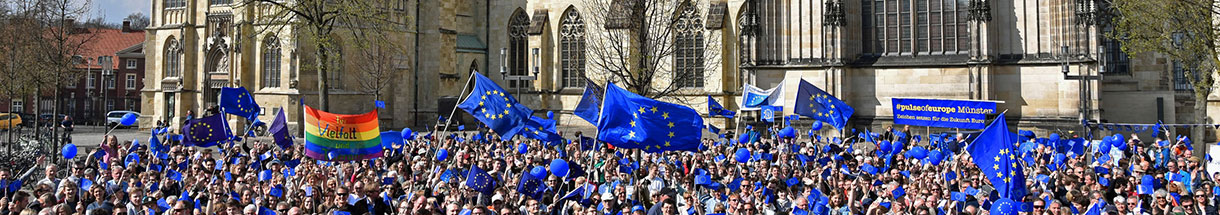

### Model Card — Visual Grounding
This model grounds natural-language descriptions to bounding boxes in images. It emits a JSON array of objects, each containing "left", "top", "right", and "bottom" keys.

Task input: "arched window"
[
  {"left": 674, "top": 2, "right": 705, "bottom": 88},
  {"left": 262, "top": 35, "right": 281, "bottom": 88},
  {"left": 164, "top": 37, "right": 181, "bottom": 78},
  {"left": 508, "top": 10, "right": 531, "bottom": 90},
  {"left": 327, "top": 39, "right": 343, "bottom": 90},
  {"left": 560, "top": 8, "right": 586, "bottom": 88}
]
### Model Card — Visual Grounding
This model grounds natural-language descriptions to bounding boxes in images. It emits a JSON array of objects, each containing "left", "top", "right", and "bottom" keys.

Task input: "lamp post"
[{"left": 100, "top": 56, "right": 113, "bottom": 124}]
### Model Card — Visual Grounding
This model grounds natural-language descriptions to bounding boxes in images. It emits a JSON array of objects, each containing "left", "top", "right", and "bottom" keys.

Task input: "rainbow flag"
[{"left": 303, "top": 105, "right": 383, "bottom": 161}]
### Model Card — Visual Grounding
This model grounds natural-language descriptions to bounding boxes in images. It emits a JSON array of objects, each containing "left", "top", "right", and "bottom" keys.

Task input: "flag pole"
[{"left": 441, "top": 69, "right": 479, "bottom": 139}]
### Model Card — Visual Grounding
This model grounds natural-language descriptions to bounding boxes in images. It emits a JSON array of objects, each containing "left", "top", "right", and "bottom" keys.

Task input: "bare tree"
[
  {"left": 82, "top": 16, "right": 113, "bottom": 29},
  {"left": 582, "top": 0, "right": 721, "bottom": 99},
  {"left": 1111, "top": 0, "right": 1217, "bottom": 143},
  {"left": 353, "top": 39, "right": 402, "bottom": 103},
  {"left": 27, "top": 0, "right": 100, "bottom": 147},
  {"left": 244, "top": 0, "right": 407, "bottom": 111},
  {"left": 1, "top": 0, "right": 44, "bottom": 150},
  {"left": 123, "top": 12, "right": 149, "bottom": 30}
]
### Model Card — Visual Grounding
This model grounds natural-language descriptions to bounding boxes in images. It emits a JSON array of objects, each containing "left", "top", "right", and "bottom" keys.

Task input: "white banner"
[
  {"left": 740, "top": 79, "right": 785, "bottom": 111},
  {"left": 1208, "top": 146, "right": 1220, "bottom": 175}
]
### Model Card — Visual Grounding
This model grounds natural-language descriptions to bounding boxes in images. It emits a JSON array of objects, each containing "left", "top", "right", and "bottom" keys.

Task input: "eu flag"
[
  {"left": 574, "top": 78, "right": 605, "bottom": 125},
  {"left": 268, "top": 107, "right": 293, "bottom": 150},
  {"left": 465, "top": 165, "right": 497, "bottom": 195},
  {"left": 707, "top": 95, "right": 736, "bottom": 118},
  {"left": 522, "top": 116, "right": 563, "bottom": 145},
  {"left": 219, "top": 87, "right": 260, "bottom": 120},
  {"left": 516, "top": 167, "right": 548, "bottom": 200},
  {"left": 457, "top": 73, "right": 534, "bottom": 140},
  {"left": 967, "top": 113, "right": 1028, "bottom": 199},
  {"left": 182, "top": 114, "right": 228, "bottom": 147},
  {"left": 596, "top": 83, "right": 704, "bottom": 152},
  {"left": 794, "top": 80, "right": 854, "bottom": 130}
]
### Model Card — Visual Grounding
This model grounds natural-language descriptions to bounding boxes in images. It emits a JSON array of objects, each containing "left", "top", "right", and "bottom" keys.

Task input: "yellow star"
[
  {"left": 1009, "top": 154, "right": 1016, "bottom": 160},
  {"left": 478, "top": 101, "right": 484, "bottom": 106},
  {"left": 638, "top": 107, "right": 645, "bottom": 114},
  {"left": 667, "top": 132, "right": 674, "bottom": 138},
  {"left": 995, "top": 172, "right": 1002, "bottom": 178},
  {"left": 662, "top": 112, "right": 669, "bottom": 119},
  {"left": 645, "top": 145, "right": 651, "bottom": 150},
  {"left": 1003, "top": 177, "right": 1011, "bottom": 183},
  {"left": 664, "top": 141, "right": 671, "bottom": 147},
  {"left": 993, "top": 164, "right": 999, "bottom": 170},
  {"left": 506, "top": 103, "right": 512, "bottom": 108},
  {"left": 634, "top": 113, "right": 638, "bottom": 118},
  {"left": 999, "top": 149, "right": 1006, "bottom": 155},
  {"left": 499, "top": 92, "right": 505, "bottom": 97},
  {"left": 667, "top": 122, "right": 674, "bottom": 128},
  {"left": 809, "top": 104, "right": 815, "bottom": 108},
  {"left": 503, "top": 110, "right": 509, "bottom": 114},
  {"left": 810, "top": 95, "right": 816, "bottom": 100},
  {"left": 484, "top": 113, "right": 491, "bottom": 118},
  {"left": 994, "top": 156, "right": 1001, "bottom": 162},
  {"left": 630, "top": 121, "right": 637, "bottom": 127},
  {"left": 830, "top": 104, "right": 835, "bottom": 108},
  {"left": 651, "top": 107, "right": 658, "bottom": 113},
  {"left": 482, "top": 95, "right": 487, "bottom": 100},
  {"left": 628, "top": 131, "right": 636, "bottom": 138}
]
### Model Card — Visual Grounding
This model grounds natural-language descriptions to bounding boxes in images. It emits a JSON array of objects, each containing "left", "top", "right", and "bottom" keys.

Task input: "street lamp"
[
  {"left": 532, "top": 48, "right": 539, "bottom": 77},
  {"left": 100, "top": 56, "right": 113, "bottom": 123},
  {"left": 500, "top": 48, "right": 508, "bottom": 77}
]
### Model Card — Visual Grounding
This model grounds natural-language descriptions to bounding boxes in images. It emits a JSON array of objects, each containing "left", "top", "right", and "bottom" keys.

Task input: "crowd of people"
[{"left": 0, "top": 120, "right": 1217, "bottom": 215}]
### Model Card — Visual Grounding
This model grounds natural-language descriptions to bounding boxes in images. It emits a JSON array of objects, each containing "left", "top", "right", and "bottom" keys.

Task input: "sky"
[{"left": 91, "top": 0, "right": 150, "bottom": 24}]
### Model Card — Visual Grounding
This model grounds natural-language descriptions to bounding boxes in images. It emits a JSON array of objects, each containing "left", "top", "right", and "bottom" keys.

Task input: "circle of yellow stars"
[
  {"left": 807, "top": 93, "right": 836, "bottom": 117},
  {"left": 625, "top": 105, "right": 677, "bottom": 152},
  {"left": 991, "top": 143, "right": 1021, "bottom": 183},
  {"left": 477, "top": 90, "right": 513, "bottom": 121},
  {"left": 190, "top": 120, "right": 215, "bottom": 142}
]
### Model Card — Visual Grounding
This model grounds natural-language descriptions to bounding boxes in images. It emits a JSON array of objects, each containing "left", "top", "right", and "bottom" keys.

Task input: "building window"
[
  {"left": 11, "top": 100, "right": 22, "bottom": 113},
  {"left": 66, "top": 78, "right": 76, "bottom": 88},
  {"left": 508, "top": 10, "right": 532, "bottom": 90},
  {"left": 165, "top": 38, "right": 182, "bottom": 78},
  {"left": 106, "top": 76, "right": 116, "bottom": 89},
  {"left": 560, "top": 8, "right": 586, "bottom": 88},
  {"left": 40, "top": 99, "right": 52, "bottom": 112},
  {"left": 87, "top": 74, "right": 96, "bottom": 89},
  {"left": 862, "top": 0, "right": 968, "bottom": 55},
  {"left": 263, "top": 36, "right": 282, "bottom": 88},
  {"left": 165, "top": 0, "right": 185, "bottom": 8},
  {"left": 674, "top": 2, "right": 705, "bottom": 88},
  {"left": 209, "top": 0, "right": 231, "bottom": 5},
  {"left": 106, "top": 100, "right": 114, "bottom": 111},
  {"left": 326, "top": 41, "right": 342, "bottom": 90},
  {"left": 126, "top": 74, "right": 137, "bottom": 90},
  {"left": 1173, "top": 61, "right": 1194, "bottom": 91},
  {"left": 126, "top": 59, "right": 137, "bottom": 69},
  {"left": 127, "top": 99, "right": 136, "bottom": 111}
]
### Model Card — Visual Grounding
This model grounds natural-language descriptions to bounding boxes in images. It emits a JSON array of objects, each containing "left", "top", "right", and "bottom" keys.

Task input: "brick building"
[{"left": 60, "top": 22, "right": 145, "bottom": 124}]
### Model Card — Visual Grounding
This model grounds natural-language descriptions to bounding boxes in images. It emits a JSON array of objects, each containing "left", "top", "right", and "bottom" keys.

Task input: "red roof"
[{"left": 72, "top": 28, "right": 145, "bottom": 70}]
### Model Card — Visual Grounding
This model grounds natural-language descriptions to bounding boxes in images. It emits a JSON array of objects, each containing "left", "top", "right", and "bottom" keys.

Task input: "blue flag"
[
  {"left": 707, "top": 95, "right": 736, "bottom": 118},
  {"left": 761, "top": 105, "right": 777, "bottom": 122},
  {"left": 522, "top": 116, "right": 563, "bottom": 145},
  {"left": 967, "top": 113, "right": 1028, "bottom": 199},
  {"left": 182, "top": 114, "right": 228, "bottom": 147},
  {"left": 465, "top": 165, "right": 497, "bottom": 195},
  {"left": 457, "top": 73, "right": 534, "bottom": 140},
  {"left": 516, "top": 167, "right": 548, "bottom": 200},
  {"left": 596, "top": 83, "right": 705, "bottom": 152},
  {"left": 269, "top": 107, "right": 293, "bottom": 150},
  {"left": 574, "top": 78, "right": 605, "bottom": 125},
  {"left": 707, "top": 124, "right": 721, "bottom": 134},
  {"left": 219, "top": 87, "right": 260, "bottom": 120},
  {"left": 794, "top": 80, "right": 853, "bottom": 130}
]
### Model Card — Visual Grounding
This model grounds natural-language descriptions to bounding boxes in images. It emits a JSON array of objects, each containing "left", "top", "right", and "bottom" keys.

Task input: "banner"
[
  {"left": 303, "top": 105, "right": 383, "bottom": 161},
  {"left": 892, "top": 98, "right": 997, "bottom": 129}
]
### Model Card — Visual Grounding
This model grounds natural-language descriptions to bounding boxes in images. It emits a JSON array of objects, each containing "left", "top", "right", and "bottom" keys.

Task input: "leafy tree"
[{"left": 1111, "top": 0, "right": 1218, "bottom": 143}]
